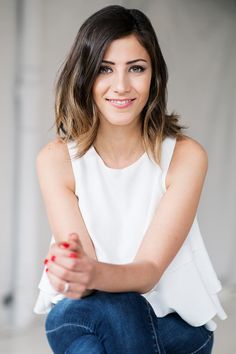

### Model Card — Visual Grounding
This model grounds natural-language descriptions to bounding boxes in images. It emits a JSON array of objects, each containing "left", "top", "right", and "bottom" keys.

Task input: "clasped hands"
[{"left": 44, "top": 233, "right": 96, "bottom": 299}]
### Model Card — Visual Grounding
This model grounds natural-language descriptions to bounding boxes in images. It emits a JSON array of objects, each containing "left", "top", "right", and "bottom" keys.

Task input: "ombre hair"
[{"left": 54, "top": 5, "right": 185, "bottom": 163}]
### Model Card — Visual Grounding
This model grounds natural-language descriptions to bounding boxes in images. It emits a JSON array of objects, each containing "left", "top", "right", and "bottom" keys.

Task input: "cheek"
[
  {"left": 92, "top": 78, "right": 110, "bottom": 100},
  {"left": 134, "top": 72, "right": 151, "bottom": 89},
  {"left": 136, "top": 78, "right": 151, "bottom": 102}
]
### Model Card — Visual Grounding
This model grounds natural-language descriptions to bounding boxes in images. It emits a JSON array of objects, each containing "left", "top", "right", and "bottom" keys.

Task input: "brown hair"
[{"left": 54, "top": 5, "right": 186, "bottom": 163}]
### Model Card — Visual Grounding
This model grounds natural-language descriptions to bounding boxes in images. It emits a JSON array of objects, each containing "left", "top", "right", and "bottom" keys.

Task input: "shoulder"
[
  {"left": 174, "top": 135, "right": 208, "bottom": 164},
  {"left": 166, "top": 135, "right": 208, "bottom": 189},
  {"left": 36, "top": 137, "right": 74, "bottom": 190},
  {"left": 37, "top": 137, "right": 69, "bottom": 163}
]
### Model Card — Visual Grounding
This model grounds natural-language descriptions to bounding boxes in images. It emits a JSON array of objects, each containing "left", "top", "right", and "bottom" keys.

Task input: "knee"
[
  {"left": 45, "top": 297, "right": 102, "bottom": 333},
  {"left": 45, "top": 299, "right": 68, "bottom": 332},
  {"left": 45, "top": 291, "right": 146, "bottom": 332},
  {"left": 45, "top": 298, "right": 103, "bottom": 354}
]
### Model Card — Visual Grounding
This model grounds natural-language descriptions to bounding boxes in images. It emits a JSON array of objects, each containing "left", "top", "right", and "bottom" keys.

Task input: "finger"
[
  {"left": 58, "top": 237, "right": 83, "bottom": 255},
  {"left": 64, "top": 281, "right": 87, "bottom": 297},
  {"left": 53, "top": 254, "right": 92, "bottom": 276},
  {"left": 51, "top": 257, "right": 92, "bottom": 280},
  {"left": 59, "top": 240, "right": 77, "bottom": 251},
  {"left": 47, "top": 266, "right": 88, "bottom": 295},
  {"left": 46, "top": 270, "right": 66, "bottom": 293},
  {"left": 59, "top": 240, "right": 79, "bottom": 252},
  {"left": 68, "top": 232, "right": 80, "bottom": 242},
  {"left": 68, "top": 233, "right": 83, "bottom": 250},
  {"left": 47, "top": 258, "right": 89, "bottom": 282},
  {"left": 48, "top": 257, "right": 75, "bottom": 281},
  {"left": 43, "top": 237, "right": 82, "bottom": 269},
  {"left": 43, "top": 246, "right": 83, "bottom": 272},
  {"left": 46, "top": 269, "right": 82, "bottom": 294},
  {"left": 64, "top": 286, "right": 86, "bottom": 299},
  {"left": 43, "top": 250, "right": 52, "bottom": 266},
  {"left": 50, "top": 242, "right": 82, "bottom": 259}
]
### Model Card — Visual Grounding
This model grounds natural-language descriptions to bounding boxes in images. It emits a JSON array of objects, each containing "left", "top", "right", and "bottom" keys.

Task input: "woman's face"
[{"left": 92, "top": 34, "right": 152, "bottom": 129}]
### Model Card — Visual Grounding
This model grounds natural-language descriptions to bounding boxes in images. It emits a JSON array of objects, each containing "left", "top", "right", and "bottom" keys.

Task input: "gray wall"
[
  {"left": 0, "top": 0, "right": 16, "bottom": 328},
  {"left": 0, "top": 0, "right": 235, "bottom": 328}
]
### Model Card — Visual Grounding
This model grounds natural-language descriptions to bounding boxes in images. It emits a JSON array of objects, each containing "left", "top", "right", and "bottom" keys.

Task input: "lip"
[{"left": 106, "top": 98, "right": 136, "bottom": 109}]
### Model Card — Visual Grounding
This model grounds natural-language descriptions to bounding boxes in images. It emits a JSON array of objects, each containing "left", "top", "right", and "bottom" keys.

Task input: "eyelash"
[{"left": 98, "top": 65, "right": 146, "bottom": 74}]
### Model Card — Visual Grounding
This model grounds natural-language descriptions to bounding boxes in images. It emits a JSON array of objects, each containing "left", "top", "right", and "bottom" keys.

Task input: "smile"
[{"left": 106, "top": 98, "right": 136, "bottom": 108}]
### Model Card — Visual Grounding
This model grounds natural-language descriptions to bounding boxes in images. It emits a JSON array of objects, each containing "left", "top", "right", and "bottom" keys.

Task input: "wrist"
[{"left": 88, "top": 258, "right": 99, "bottom": 290}]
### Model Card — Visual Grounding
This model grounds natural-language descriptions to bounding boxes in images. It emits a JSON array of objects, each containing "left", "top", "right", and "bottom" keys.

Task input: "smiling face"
[{"left": 92, "top": 34, "right": 152, "bottom": 129}]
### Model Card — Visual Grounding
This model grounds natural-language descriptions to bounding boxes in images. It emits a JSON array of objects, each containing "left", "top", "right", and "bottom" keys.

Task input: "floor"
[{"left": 0, "top": 288, "right": 235, "bottom": 354}]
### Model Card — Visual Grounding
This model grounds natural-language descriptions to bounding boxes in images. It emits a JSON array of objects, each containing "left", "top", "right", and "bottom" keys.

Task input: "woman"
[{"left": 34, "top": 5, "right": 227, "bottom": 354}]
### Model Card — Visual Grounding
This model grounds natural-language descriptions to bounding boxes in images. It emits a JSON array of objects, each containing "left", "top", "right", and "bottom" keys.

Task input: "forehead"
[{"left": 103, "top": 35, "right": 150, "bottom": 62}]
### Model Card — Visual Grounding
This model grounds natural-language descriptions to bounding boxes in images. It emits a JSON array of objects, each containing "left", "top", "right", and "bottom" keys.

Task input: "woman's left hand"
[{"left": 44, "top": 233, "right": 96, "bottom": 299}]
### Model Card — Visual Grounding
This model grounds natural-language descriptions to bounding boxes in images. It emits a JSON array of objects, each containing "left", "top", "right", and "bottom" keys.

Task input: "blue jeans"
[{"left": 45, "top": 291, "right": 214, "bottom": 354}]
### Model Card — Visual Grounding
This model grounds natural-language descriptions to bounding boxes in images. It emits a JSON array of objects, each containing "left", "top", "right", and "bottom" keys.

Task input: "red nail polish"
[
  {"left": 45, "top": 268, "right": 49, "bottom": 272},
  {"left": 44, "top": 259, "right": 48, "bottom": 265},
  {"left": 51, "top": 255, "right": 56, "bottom": 262},
  {"left": 69, "top": 252, "right": 78, "bottom": 259},
  {"left": 60, "top": 242, "right": 70, "bottom": 248}
]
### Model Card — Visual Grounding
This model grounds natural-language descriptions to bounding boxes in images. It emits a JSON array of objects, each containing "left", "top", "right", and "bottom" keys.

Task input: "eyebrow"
[{"left": 101, "top": 59, "right": 148, "bottom": 65}]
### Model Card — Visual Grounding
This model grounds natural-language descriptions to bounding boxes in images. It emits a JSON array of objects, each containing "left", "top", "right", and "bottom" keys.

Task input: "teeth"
[{"left": 109, "top": 99, "right": 132, "bottom": 105}]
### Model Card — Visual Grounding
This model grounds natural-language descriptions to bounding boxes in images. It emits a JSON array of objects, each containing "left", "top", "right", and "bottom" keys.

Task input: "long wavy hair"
[{"left": 54, "top": 5, "right": 185, "bottom": 163}]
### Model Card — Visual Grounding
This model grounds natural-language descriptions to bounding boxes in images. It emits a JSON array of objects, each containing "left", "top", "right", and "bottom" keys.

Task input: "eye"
[
  {"left": 98, "top": 65, "right": 112, "bottom": 74},
  {"left": 129, "top": 65, "right": 145, "bottom": 73}
]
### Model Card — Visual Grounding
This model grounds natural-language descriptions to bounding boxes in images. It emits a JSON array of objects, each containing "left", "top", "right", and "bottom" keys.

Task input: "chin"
[
  {"left": 102, "top": 114, "right": 141, "bottom": 127},
  {"left": 109, "top": 119, "right": 137, "bottom": 127}
]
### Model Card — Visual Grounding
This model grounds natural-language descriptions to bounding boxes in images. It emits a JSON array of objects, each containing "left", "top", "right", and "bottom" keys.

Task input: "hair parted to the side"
[{"left": 54, "top": 5, "right": 186, "bottom": 163}]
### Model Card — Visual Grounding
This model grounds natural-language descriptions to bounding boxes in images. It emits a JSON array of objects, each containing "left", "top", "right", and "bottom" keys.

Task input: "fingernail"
[
  {"left": 45, "top": 268, "right": 49, "bottom": 272},
  {"left": 44, "top": 259, "right": 48, "bottom": 265},
  {"left": 69, "top": 252, "right": 78, "bottom": 259},
  {"left": 60, "top": 242, "right": 70, "bottom": 248},
  {"left": 51, "top": 255, "right": 56, "bottom": 262}
]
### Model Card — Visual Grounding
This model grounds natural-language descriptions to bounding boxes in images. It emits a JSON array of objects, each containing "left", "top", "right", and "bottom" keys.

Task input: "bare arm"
[{"left": 36, "top": 138, "right": 98, "bottom": 260}]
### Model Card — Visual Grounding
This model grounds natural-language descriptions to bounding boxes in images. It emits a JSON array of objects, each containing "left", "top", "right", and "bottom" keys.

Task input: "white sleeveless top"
[{"left": 34, "top": 137, "right": 227, "bottom": 330}]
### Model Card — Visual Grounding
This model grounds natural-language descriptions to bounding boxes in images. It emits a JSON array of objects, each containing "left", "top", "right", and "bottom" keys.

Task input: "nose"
[{"left": 112, "top": 72, "right": 131, "bottom": 94}]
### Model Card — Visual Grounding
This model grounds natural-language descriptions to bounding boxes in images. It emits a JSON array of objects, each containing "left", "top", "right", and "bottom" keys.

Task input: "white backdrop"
[{"left": 0, "top": 0, "right": 235, "bottom": 329}]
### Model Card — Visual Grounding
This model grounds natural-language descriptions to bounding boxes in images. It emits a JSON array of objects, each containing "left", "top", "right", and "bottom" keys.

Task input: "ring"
[{"left": 63, "top": 282, "right": 70, "bottom": 293}]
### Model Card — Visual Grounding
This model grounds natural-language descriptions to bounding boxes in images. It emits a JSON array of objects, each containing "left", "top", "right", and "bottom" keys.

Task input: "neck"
[{"left": 93, "top": 123, "right": 145, "bottom": 168}]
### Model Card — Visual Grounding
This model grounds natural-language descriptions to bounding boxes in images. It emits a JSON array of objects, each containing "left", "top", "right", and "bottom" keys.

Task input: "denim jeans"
[{"left": 45, "top": 290, "right": 214, "bottom": 354}]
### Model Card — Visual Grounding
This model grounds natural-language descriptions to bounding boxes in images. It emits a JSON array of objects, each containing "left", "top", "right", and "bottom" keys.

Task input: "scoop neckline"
[{"left": 91, "top": 146, "right": 148, "bottom": 172}]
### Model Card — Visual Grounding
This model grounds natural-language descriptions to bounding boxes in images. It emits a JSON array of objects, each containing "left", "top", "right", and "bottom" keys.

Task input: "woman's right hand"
[{"left": 44, "top": 233, "right": 96, "bottom": 298}]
